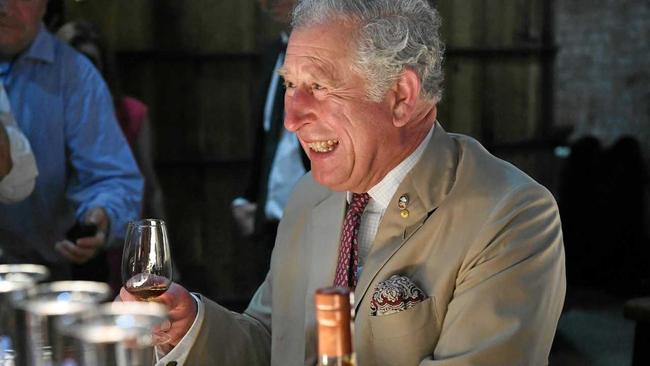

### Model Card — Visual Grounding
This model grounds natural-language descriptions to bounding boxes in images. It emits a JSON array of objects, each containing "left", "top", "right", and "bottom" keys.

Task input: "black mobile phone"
[{"left": 66, "top": 222, "right": 98, "bottom": 242}]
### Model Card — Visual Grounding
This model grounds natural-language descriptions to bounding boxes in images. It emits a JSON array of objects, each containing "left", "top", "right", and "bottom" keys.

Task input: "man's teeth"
[{"left": 308, "top": 140, "right": 339, "bottom": 152}]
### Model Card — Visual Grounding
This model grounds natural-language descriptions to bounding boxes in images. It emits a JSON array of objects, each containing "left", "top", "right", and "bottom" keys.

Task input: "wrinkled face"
[
  {"left": 0, "top": 0, "right": 46, "bottom": 59},
  {"left": 281, "top": 21, "right": 401, "bottom": 193}
]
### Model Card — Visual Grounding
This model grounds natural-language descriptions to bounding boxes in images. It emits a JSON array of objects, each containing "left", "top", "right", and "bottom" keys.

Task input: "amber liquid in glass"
[{"left": 125, "top": 273, "right": 170, "bottom": 300}]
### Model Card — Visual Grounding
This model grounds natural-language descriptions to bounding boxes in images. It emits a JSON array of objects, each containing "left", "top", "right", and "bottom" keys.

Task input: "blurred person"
[
  {"left": 56, "top": 20, "right": 167, "bottom": 290},
  {"left": 56, "top": 20, "right": 166, "bottom": 222},
  {"left": 0, "top": 0, "right": 142, "bottom": 279},
  {"left": 558, "top": 136, "right": 604, "bottom": 286},
  {"left": 122, "top": 1, "right": 565, "bottom": 365},
  {"left": 231, "top": 0, "right": 307, "bottom": 253},
  {"left": 602, "top": 136, "right": 649, "bottom": 294}
]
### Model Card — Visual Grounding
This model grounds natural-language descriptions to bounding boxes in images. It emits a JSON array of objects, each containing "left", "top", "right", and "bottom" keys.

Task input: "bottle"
[{"left": 315, "top": 287, "right": 356, "bottom": 366}]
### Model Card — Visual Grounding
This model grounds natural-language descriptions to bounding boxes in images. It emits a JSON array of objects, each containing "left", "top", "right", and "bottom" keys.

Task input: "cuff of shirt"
[
  {"left": 0, "top": 125, "right": 38, "bottom": 204},
  {"left": 231, "top": 196, "right": 251, "bottom": 207},
  {"left": 155, "top": 292, "right": 205, "bottom": 366}
]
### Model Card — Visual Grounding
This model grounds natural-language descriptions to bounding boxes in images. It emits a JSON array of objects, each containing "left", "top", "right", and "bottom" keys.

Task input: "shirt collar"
[
  {"left": 347, "top": 123, "right": 436, "bottom": 209},
  {"left": 18, "top": 24, "right": 55, "bottom": 64}
]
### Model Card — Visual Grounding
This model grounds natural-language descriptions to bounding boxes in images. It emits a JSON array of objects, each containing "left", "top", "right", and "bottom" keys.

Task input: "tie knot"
[{"left": 349, "top": 193, "right": 370, "bottom": 214}]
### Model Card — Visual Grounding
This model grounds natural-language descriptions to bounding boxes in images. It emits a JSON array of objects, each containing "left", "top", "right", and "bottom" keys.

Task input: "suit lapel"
[
  {"left": 305, "top": 191, "right": 347, "bottom": 290},
  {"left": 354, "top": 124, "right": 459, "bottom": 312},
  {"left": 303, "top": 190, "right": 347, "bottom": 363}
]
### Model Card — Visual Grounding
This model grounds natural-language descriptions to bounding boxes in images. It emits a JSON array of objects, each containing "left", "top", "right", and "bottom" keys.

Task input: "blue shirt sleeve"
[{"left": 62, "top": 58, "right": 143, "bottom": 243}]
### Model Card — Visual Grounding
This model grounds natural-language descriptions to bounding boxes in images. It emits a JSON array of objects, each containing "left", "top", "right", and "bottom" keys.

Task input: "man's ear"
[{"left": 391, "top": 68, "right": 421, "bottom": 128}]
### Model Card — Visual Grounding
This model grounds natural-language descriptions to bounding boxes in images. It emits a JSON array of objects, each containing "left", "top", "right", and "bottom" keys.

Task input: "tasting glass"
[
  {"left": 121, "top": 219, "right": 172, "bottom": 301},
  {"left": 120, "top": 219, "right": 172, "bottom": 345}
]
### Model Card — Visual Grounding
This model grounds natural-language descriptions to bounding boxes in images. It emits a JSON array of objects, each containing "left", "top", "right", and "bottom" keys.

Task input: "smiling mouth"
[{"left": 307, "top": 139, "right": 339, "bottom": 152}]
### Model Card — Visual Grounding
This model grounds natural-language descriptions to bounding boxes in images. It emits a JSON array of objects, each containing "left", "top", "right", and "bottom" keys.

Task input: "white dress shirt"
[{"left": 160, "top": 124, "right": 435, "bottom": 365}]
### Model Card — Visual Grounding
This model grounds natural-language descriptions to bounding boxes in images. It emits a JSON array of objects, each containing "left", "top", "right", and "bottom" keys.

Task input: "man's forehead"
[
  {"left": 282, "top": 56, "right": 339, "bottom": 82},
  {"left": 283, "top": 24, "right": 353, "bottom": 74}
]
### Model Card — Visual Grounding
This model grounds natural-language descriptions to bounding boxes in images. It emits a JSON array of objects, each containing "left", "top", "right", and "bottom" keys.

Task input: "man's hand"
[
  {"left": 231, "top": 199, "right": 257, "bottom": 237},
  {"left": 55, "top": 207, "right": 109, "bottom": 264},
  {"left": 118, "top": 282, "right": 198, "bottom": 353}
]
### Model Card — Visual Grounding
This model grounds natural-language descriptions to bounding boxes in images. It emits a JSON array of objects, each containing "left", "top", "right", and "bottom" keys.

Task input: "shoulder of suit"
[{"left": 447, "top": 133, "right": 549, "bottom": 200}]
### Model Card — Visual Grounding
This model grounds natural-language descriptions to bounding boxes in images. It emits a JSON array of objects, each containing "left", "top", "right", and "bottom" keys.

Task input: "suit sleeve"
[
  {"left": 184, "top": 273, "right": 272, "bottom": 365},
  {"left": 424, "top": 183, "right": 566, "bottom": 365}
]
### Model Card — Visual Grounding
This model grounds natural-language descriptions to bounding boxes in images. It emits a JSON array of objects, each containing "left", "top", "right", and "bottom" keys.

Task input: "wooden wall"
[
  {"left": 62, "top": 0, "right": 563, "bottom": 307},
  {"left": 437, "top": 0, "right": 563, "bottom": 194}
]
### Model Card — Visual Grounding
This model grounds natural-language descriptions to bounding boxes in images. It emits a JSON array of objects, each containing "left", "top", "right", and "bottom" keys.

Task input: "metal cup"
[
  {"left": 0, "top": 264, "right": 49, "bottom": 366},
  {"left": 11, "top": 281, "right": 111, "bottom": 366},
  {"left": 59, "top": 302, "right": 168, "bottom": 366}
]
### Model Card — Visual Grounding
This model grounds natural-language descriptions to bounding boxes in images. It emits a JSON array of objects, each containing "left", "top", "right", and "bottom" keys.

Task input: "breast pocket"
[{"left": 368, "top": 297, "right": 438, "bottom": 366}]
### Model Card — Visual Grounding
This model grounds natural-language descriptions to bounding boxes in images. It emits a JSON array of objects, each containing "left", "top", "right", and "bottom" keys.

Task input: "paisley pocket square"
[{"left": 370, "top": 275, "right": 427, "bottom": 316}]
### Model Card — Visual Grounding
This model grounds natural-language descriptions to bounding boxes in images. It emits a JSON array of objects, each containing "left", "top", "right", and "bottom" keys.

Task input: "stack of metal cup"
[
  {"left": 0, "top": 264, "right": 50, "bottom": 366},
  {"left": 0, "top": 265, "right": 169, "bottom": 366},
  {"left": 58, "top": 302, "right": 168, "bottom": 366},
  {"left": 11, "top": 280, "right": 112, "bottom": 366}
]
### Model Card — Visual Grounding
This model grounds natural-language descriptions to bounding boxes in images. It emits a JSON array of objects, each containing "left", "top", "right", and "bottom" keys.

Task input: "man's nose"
[{"left": 284, "top": 88, "right": 318, "bottom": 132}]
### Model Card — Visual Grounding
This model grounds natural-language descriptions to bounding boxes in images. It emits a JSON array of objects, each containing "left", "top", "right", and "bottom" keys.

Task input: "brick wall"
[
  {"left": 554, "top": 0, "right": 649, "bottom": 158},
  {"left": 554, "top": 0, "right": 650, "bottom": 234}
]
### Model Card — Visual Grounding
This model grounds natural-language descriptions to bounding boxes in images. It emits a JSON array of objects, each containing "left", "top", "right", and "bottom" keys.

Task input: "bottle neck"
[
  {"left": 315, "top": 287, "right": 355, "bottom": 366},
  {"left": 317, "top": 321, "right": 353, "bottom": 358}
]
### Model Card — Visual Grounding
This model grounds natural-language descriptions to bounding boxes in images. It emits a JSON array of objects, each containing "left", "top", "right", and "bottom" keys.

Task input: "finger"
[
  {"left": 55, "top": 241, "right": 77, "bottom": 262},
  {"left": 84, "top": 207, "right": 109, "bottom": 231},
  {"left": 152, "top": 319, "right": 171, "bottom": 333},
  {"left": 76, "top": 235, "right": 104, "bottom": 249},
  {"left": 55, "top": 241, "right": 94, "bottom": 263},
  {"left": 119, "top": 287, "right": 138, "bottom": 302}
]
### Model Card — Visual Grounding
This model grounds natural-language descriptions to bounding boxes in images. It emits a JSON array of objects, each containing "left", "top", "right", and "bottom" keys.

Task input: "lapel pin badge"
[{"left": 398, "top": 194, "right": 409, "bottom": 218}]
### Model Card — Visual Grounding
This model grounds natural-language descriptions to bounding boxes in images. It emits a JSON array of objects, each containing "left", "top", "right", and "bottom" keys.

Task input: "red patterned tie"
[{"left": 334, "top": 193, "right": 371, "bottom": 289}]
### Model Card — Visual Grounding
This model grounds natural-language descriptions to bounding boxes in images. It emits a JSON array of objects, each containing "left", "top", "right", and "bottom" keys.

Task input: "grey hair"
[{"left": 291, "top": 0, "right": 444, "bottom": 102}]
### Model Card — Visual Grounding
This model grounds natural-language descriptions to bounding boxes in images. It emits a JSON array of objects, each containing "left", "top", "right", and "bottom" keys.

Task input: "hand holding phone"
[{"left": 66, "top": 222, "right": 98, "bottom": 243}]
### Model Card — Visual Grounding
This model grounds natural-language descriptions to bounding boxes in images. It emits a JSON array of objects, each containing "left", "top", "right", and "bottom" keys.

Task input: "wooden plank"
[
  {"left": 439, "top": 0, "right": 545, "bottom": 48},
  {"left": 486, "top": 59, "right": 542, "bottom": 144},
  {"left": 439, "top": 58, "right": 483, "bottom": 139}
]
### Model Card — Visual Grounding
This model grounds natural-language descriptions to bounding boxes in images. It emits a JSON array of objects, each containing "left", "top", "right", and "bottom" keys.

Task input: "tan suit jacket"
[{"left": 186, "top": 125, "right": 566, "bottom": 365}]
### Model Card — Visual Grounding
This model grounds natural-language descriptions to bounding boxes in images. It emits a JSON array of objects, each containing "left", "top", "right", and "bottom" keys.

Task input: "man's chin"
[
  {"left": 0, "top": 43, "right": 26, "bottom": 60},
  {"left": 312, "top": 172, "right": 354, "bottom": 193}
]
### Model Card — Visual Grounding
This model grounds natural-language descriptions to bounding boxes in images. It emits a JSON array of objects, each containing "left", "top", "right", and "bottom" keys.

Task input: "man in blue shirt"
[{"left": 0, "top": 0, "right": 143, "bottom": 279}]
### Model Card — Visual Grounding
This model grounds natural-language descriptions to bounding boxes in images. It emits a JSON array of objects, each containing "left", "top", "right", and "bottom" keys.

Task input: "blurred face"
[
  {"left": 281, "top": 21, "right": 403, "bottom": 193},
  {"left": 77, "top": 42, "right": 103, "bottom": 71},
  {"left": 0, "top": 0, "right": 46, "bottom": 60},
  {"left": 259, "top": 0, "right": 295, "bottom": 24}
]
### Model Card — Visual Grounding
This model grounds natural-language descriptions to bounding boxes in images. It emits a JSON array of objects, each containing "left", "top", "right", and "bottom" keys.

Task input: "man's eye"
[
  {"left": 284, "top": 81, "right": 295, "bottom": 89},
  {"left": 312, "top": 83, "right": 326, "bottom": 91}
]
